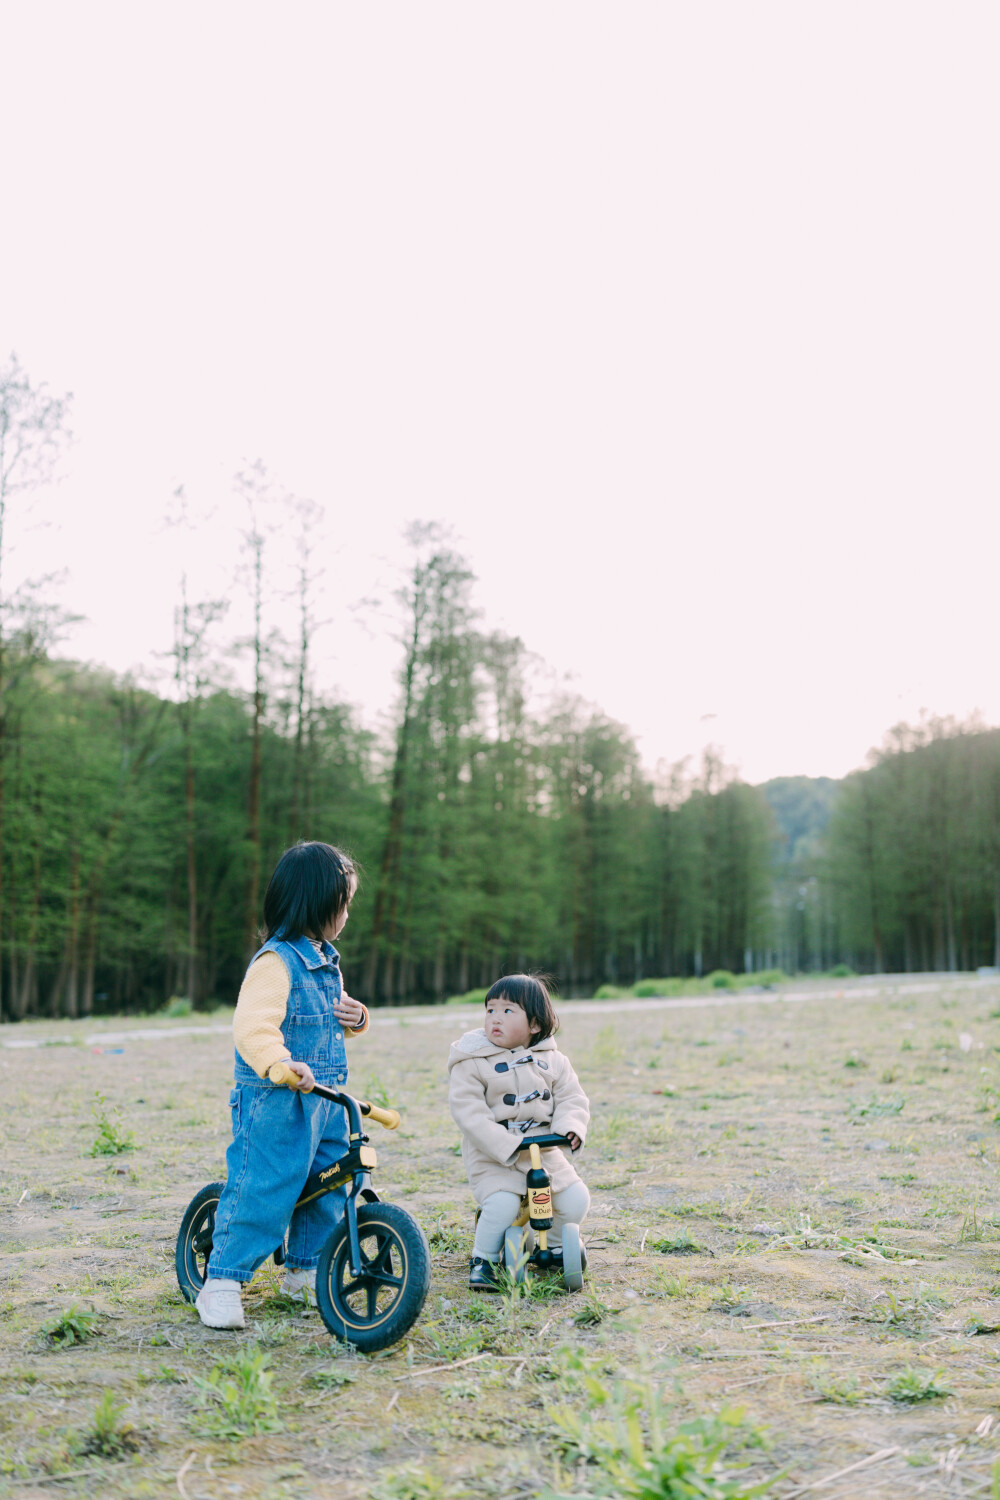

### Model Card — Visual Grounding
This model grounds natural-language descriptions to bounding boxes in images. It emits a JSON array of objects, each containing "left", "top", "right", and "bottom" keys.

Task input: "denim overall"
[{"left": 207, "top": 934, "right": 353, "bottom": 1281}]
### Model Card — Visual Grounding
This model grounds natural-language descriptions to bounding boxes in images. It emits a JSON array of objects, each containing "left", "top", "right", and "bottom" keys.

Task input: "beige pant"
[{"left": 473, "top": 1181, "right": 590, "bottom": 1259}]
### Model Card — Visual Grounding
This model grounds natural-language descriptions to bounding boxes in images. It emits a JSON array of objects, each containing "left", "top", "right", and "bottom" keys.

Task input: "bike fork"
[{"left": 345, "top": 1190, "right": 364, "bottom": 1278}]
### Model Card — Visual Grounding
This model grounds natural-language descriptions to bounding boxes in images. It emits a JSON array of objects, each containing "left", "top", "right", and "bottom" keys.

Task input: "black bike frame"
[{"left": 291, "top": 1084, "right": 380, "bottom": 1279}]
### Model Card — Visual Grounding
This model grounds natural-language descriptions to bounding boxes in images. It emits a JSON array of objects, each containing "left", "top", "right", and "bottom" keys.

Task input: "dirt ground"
[{"left": 3, "top": 976, "right": 1000, "bottom": 1499}]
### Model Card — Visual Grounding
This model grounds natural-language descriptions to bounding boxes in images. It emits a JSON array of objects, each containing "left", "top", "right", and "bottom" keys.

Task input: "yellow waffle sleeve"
[{"left": 232, "top": 951, "right": 292, "bottom": 1079}]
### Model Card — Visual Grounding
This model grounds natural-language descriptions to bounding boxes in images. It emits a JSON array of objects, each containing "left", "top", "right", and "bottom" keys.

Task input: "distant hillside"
[{"left": 759, "top": 776, "right": 840, "bottom": 864}]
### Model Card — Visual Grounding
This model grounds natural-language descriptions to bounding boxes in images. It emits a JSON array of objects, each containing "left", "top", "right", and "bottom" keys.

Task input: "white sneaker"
[
  {"left": 195, "top": 1277, "right": 245, "bottom": 1329},
  {"left": 281, "top": 1267, "right": 316, "bottom": 1299}
]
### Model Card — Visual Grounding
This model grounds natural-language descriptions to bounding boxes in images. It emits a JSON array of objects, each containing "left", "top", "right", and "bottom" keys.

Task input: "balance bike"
[
  {"left": 176, "top": 1063, "right": 430, "bottom": 1351},
  {"left": 501, "top": 1133, "right": 586, "bottom": 1292}
]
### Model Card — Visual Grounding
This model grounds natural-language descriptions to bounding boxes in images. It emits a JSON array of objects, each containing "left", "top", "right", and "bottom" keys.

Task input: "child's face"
[
  {"left": 485, "top": 996, "right": 539, "bottom": 1050},
  {"left": 320, "top": 875, "right": 358, "bottom": 942}
]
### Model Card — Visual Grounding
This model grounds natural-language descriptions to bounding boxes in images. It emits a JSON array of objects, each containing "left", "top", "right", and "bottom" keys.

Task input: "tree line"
[
  {"left": 824, "top": 719, "right": 1000, "bottom": 974},
  {"left": 4, "top": 354, "right": 998, "bottom": 1019},
  {"left": 2, "top": 526, "right": 777, "bottom": 1018}
]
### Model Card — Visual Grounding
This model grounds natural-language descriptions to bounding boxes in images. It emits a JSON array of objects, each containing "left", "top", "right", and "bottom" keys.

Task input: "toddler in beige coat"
[{"left": 448, "top": 974, "right": 590, "bottom": 1290}]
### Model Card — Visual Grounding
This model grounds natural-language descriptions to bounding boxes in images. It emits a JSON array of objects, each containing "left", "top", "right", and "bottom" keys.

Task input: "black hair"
[
  {"left": 485, "top": 973, "right": 559, "bottom": 1042},
  {"left": 262, "top": 841, "right": 357, "bottom": 942}
]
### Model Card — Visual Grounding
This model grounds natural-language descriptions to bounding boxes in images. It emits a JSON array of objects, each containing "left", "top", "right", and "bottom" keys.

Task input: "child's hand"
[
  {"left": 566, "top": 1132, "right": 582, "bottom": 1152},
  {"left": 334, "top": 993, "right": 366, "bottom": 1029},
  {"left": 285, "top": 1060, "right": 316, "bottom": 1091}
]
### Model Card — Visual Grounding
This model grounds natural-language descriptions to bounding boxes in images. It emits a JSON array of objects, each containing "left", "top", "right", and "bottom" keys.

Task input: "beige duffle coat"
[{"left": 447, "top": 1028, "right": 590, "bottom": 1204}]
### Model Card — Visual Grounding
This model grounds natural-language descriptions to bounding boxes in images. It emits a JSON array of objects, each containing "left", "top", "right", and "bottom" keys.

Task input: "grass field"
[{"left": 3, "top": 975, "right": 1000, "bottom": 1499}]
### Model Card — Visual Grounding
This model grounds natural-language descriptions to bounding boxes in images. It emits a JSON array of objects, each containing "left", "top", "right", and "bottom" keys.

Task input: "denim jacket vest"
[{"left": 233, "top": 933, "right": 349, "bottom": 1088}]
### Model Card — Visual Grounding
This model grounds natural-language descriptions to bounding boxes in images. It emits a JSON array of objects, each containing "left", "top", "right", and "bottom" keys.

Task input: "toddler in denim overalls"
[{"left": 196, "top": 842, "right": 368, "bottom": 1330}]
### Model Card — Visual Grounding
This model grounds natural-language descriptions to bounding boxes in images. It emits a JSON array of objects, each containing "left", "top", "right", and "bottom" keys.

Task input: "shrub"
[
  {"left": 708, "top": 970, "right": 736, "bottom": 989},
  {"left": 88, "top": 1091, "right": 135, "bottom": 1157},
  {"left": 885, "top": 1366, "right": 952, "bottom": 1404},
  {"left": 444, "top": 989, "right": 488, "bottom": 1007},
  {"left": 632, "top": 978, "right": 682, "bottom": 998},
  {"left": 192, "top": 1347, "right": 283, "bottom": 1439},
  {"left": 593, "top": 984, "right": 628, "bottom": 999},
  {"left": 41, "top": 1304, "right": 101, "bottom": 1348},
  {"left": 78, "top": 1391, "right": 138, "bottom": 1457},
  {"left": 741, "top": 969, "right": 786, "bottom": 987},
  {"left": 164, "top": 996, "right": 193, "bottom": 1017},
  {"left": 829, "top": 964, "right": 856, "bottom": 978},
  {"left": 544, "top": 1374, "right": 779, "bottom": 1498},
  {"left": 649, "top": 1233, "right": 702, "bottom": 1255}
]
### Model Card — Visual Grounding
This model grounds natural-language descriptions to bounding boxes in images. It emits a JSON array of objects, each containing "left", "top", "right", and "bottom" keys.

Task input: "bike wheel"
[
  {"left": 561, "top": 1223, "right": 584, "bottom": 1292},
  {"left": 503, "top": 1226, "right": 529, "bottom": 1284},
  {"left": 176, "top": 1181, "right": 225, "bottom": 1303},
  {"left": 316, "top": 1203, "right": 430, "bottom": 1353}
]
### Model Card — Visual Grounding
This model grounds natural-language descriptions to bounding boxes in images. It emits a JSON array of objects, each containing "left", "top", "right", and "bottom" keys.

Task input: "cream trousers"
[{"left": 473, "top": 1180, "right": 591, "bottom": 1260}]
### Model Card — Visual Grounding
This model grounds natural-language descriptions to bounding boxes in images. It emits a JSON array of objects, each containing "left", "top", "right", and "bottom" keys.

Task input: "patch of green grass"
[
  {"left": 192, "top": 1347, "right": 283, "bottom": 1439},
  {"left": 305, "top": 1365, "right": 358, "bottom": 1390},
  {"left": 649, "top": 1233, "right": 702, "bottom": 1256},
  {"left": 652, "top": 1272, "right": 691, "bottom": 1298},
  {"left": 848, "top": 1092, "right": 906, "bottom": 1121},
  {"left": 866, "top": 1286, "right": 947, "bottom": 1332},
  {"left": 428, "top": 1215, "right": 472, "bottom": 1255},
  {"left": 574, "top": 1291, "right": 615, "bottom": 1327},
  {"left": 77, "top": 1390, "right": 138, "bottom": 1457},
  {"left": 139, "top": 1364, "right": 184, "bottom": 1384},
  {"left": 88, "top": 1091, "right": 135, "bottom": 1156},
  {"left": 372, "top": 1469, "right": 446, "bottom": 1500},
  {"left": 41, "top": 1304, "right": 101, "bottom": 1348},
  {"left": 884, "top": 1366, "right": 952, "bottom": 1404},
  {"left": 425, "top": 1323, "right": 489, "bottom": 1361},
  {"left": 809, "top": 1370, "right": 865, "bottom": 1406},
  {"left": 545, "top": 1371, "right": 779, "bottom": 1498}
]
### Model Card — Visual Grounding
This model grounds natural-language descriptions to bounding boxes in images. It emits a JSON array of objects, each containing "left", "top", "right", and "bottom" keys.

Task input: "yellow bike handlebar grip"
[
  {"left": 267, "top": 1062, "right": 313, "bottom": 1092},
  {"left": 359, "top": 1101, "right": 401, "bottom": 1130}
]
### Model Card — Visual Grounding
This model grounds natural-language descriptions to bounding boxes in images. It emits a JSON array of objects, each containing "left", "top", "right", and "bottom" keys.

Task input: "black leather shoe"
[{"left": 469, "top": 1256, "right": 501, "bottom": 1292}]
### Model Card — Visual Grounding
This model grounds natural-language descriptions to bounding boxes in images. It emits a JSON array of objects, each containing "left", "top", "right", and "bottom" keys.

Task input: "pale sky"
[{"left": 2, "top": 2, "right": 997, "bottom": 784}]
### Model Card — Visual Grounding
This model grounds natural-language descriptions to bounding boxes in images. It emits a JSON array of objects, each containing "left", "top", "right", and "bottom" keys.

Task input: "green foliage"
[
  {"left": 847, "top": 1092, "right": 905, "bottom": 1121},
  {"left": 164, "top": 996, "right": 193, "bottom": 1017},
  {"left": 41, "top": 1304, "right": 101, "bottom": 1347},
  {"left": 825, "top": 721, "right": 1000, "bottom": 974},
  {"left": 809, "top": 1368, "right": 865, "bottom": 1405},
  {"left": 708, "top": 970, "right": 736, "bottom": 989},
  {"left": 633, "top": 979, "right": 682, "bottom": 998},
  {"left": 884, "top": 1366, "right": 952, "bottom": 1404},
  {"left": 594, "top": 984, "right": 629, "bottom": 999},
  {"left": 829, "top": 963, "right": 855, "bottom": 978},
  {"left": 192, "top": 1347, "right": 283, "bottom": 1439},
  {"left": 371, "top": 1469, "right": 446, "bottom": 1500},
  {"left": 427, "top": 1215, "right": 472, "bottom": 1255},
  {"left": 543, "top": 1367, "right": 779, "bottom": 1498},
  {"left": 79, "top": 1391, "right": 138, "bottom": 1457},
  {"left": 444, "top": 989, "right": 489, "bottom": 1006},
  {"left": 87, "top": 1092, "right": 135, "bottom": 1156},
  {"left": 649, "top": 1233, "right": 701, "bottom": 1256},
  {"left": 574, "top": 1291, "right": 615, "bottom": 1327},
  {"left": 305, "top": 1366, "right": 357, "bottom": 1390}
]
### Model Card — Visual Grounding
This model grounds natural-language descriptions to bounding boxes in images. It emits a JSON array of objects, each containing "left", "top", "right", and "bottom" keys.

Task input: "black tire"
[
  {"left": 176, "top": 1181, "right": 225, "bottom": 1303},
  {"left": 316, "top": 1203, "right": 430, "bottom": 1352}
]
